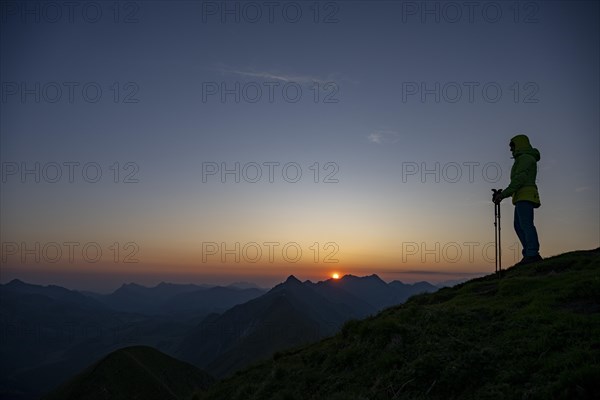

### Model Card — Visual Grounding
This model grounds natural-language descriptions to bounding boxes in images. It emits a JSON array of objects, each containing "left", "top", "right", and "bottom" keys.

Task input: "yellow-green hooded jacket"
[{"left": 501, "top": 134, "right": 541, "bottom": 207}]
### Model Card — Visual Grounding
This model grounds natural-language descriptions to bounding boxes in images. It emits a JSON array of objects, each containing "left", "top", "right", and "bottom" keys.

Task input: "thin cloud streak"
[
  {"left": 218, "top": 66, "right": 329, "bottom": 84},
  {"left": 367, "top": 130, "right": 402, "bottom": 144}
]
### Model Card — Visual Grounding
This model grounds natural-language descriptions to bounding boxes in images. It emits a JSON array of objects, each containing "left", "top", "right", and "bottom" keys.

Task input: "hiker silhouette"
[{"left": 492, "top": 134, "right": 542, "bottom": 265}]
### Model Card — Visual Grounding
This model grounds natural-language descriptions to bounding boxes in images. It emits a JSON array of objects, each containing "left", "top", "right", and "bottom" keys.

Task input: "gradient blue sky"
[{"left": 1, "top": 1, "right": 598, "bottom": 292}]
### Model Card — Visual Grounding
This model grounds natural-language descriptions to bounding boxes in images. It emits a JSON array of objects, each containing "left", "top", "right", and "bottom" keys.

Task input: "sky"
[{"left": 1, "top": 0, "right": 598, "bottom": 292}]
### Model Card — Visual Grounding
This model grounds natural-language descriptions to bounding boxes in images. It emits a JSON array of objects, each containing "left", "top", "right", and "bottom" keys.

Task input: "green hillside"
[
  {"left": 196, "top": 248, "right": 600, "bottom": 400},
  {"left": 43, "top": 346, "right": 214, "bottom": 400}
]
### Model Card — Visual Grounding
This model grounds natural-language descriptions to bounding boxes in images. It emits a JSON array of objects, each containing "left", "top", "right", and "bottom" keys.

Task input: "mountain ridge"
[
  {"left": 176, "top": 273, "right": 437, "bottom": 377},
  {"left": 0, "top": 274, "right": 437, "bottom": 398},
  {"left": 195, "top": 248, "right": 600, "bottom": 400}
]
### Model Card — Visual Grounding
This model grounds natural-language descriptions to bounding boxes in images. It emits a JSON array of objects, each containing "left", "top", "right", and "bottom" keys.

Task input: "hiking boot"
[{"left": 516, "top": 254, "right": 543, "bottom": 266}]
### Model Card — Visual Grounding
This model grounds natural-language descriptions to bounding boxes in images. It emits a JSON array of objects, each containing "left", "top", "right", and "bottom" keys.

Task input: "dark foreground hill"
[
  {"left": 42, "top": 346, "right": 214, "bottom": 400},
  {"left": 196, "top": 248, "right": 600, "bottom": 400}
]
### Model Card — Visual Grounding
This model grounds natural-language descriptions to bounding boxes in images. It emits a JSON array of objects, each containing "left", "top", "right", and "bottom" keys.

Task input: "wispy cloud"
[
  {"left": 211, "top": 63, "right": 358, "bottom": 87},
  {"left": 367, "top": 132, "right": 384, "bottom": 144},
  {"left": 367, "top": 130, "right": 402, "bottom": 144},
  {"left": 216, "top": 66, "right": 329, "bottom": 84},
  {"left": 575, "top": 186, "right": 590, "bottom": 192}
]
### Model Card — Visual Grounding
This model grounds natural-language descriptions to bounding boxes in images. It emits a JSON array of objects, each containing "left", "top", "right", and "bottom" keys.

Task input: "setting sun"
[{"left": 332, "top": 273, "right": 340, "bottom": 280}]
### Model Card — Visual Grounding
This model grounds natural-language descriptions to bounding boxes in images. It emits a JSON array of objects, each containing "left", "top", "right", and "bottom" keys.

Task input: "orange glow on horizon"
[{"left": 332, "top": 273, "right": 340, "bottom": 279}]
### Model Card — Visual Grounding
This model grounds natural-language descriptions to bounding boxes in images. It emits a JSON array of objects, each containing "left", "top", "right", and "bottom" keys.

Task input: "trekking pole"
[
  {"left": 496, "top": 200, "right": 501, "bottom": 272},
  {"left": 494, "top": 201, "right": 498, "bottom": 274},
  {"left": 491, "top": 189, "right": 502, "bottom": 274}
]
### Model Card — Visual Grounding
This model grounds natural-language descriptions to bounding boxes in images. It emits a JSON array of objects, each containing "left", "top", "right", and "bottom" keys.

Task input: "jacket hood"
[{"left": 511, "top": 134, "right": 540, "bottom": 161}]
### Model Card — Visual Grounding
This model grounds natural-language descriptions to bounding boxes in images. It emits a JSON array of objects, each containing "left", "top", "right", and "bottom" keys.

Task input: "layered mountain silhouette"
[
  {"left": 29, "top": 249, "right": 600, "bottom": 399},
  {"left": 1, "top": 274, "right": 436, "bottom": 399},
  {"left": 176, "top": 274, "right": 437, "bottom": 377},
  {"left": 162, "top": 286, "right": 266, "bottom": 315},
  {"left": 42, "top": 346, "right": 214, "bottom": 400},
  {"left": 1, "top": 279, "right": 147, "bottom": 400},
  {"left": 87, "top": 282, "right": 266, "bottom": 315},
  {"left": 0, "top": 280, "right": 265, "bottom": 399},
  {"left": 196, "top": 248, "right": 600, "bottom": 399},
  {"left": 313, "top": 274, "right": 437, "bottom": 309}
]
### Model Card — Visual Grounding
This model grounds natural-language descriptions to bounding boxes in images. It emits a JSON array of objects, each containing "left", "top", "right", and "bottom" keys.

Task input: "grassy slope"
[{"left": 197, "top": 248, "right": 600, "bottom": 400}]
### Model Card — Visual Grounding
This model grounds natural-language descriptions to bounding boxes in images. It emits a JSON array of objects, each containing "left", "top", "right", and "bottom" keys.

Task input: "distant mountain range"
[
  {"left": 0, "top": 279, "right": 265, "bottom": 399},
  {"left": 0, "top": 275, "right": 436, "bottom": 399},
  {"left": 14, "top": 250, "right": 599, "bottom": 400},
  {"left": 177, "top": 274, "right": 437, "bottom": 377},
  {"left": 85, "top": 281, "right": 266, "bottom": 315}
]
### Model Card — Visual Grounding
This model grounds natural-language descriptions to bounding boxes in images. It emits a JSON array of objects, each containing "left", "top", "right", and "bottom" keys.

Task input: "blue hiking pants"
[{"left": 514, "top": 201, "right": 540, "bottom": 257}]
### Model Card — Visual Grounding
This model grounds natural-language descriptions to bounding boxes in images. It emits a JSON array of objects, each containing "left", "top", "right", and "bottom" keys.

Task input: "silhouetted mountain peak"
[
  {"left": 6, "top": 278, "right": 27, "bottom": 287},
  {"left": 114, "top": 282, "right": 146, "bottom": 292},
  {"left": 43, "top": 346, "right": 214, "bottom": 400},
  {"left": 3, "top": 279, "right": 72, "bottom": 295},
  {"left": 124, "top": 282, "right": 144, "bottom": 288},
  {"left": 284, "top": 275, "right": 302, "bottom": 285},
  {"left": 340, "top": 273, "right": 386, "bottom": 286},
  {"left": 365, "top": 274, "right": 385, "bottom": 283}
]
